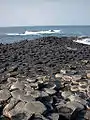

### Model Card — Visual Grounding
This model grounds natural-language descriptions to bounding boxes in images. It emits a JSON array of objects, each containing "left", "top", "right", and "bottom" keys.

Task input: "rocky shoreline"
[{"left": 0, "top": 36, "right": 90, "bottom": 120}]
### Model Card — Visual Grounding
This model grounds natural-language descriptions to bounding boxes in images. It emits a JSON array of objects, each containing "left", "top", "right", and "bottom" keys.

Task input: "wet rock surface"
[{"left": 0, "top": 36, "right": 90, "bottom": 119}]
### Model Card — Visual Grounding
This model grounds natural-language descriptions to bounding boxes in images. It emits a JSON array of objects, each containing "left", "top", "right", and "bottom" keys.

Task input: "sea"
[{"left": 0, "top": 26, "right": 90, "bottom": 44}]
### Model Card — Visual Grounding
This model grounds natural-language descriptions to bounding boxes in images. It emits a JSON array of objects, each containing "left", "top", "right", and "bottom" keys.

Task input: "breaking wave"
[
  {"left": 73, "top": 38, "right": 90, "bottom": 45},
  {"left": 5, "top": 30, "right": 61, "bottom": 36}
]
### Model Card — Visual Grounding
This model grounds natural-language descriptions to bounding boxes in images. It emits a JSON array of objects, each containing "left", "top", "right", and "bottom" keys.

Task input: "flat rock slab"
[
  {"left": 4, "top": 101, "right": 32, "bottom": 120},
  {"left": 10, "top": 81, "right": 25, "bottom": 90},
  {"left": 48, "top": 113, "right": 59, "bottom": 120},
  {"left": 24, "top": 101, "right": 46, "bottom": 114},
  {"left": 0, "top": 89, "right": 11, "bottom": 102},
  {"left": 30, "top": 90, "right": 41, "bottom": 98},
  {"left": 44, "top": 88, "right": 56, "bottom": 95},
  {"left": 19, "top": 94, "right": 35, "bottom": 102},
  {"left": 61, "top": 91, "right": 72, "bottom": 99},
  {"left": 11, "top": 89, "right": 24, "bottom": 100}
]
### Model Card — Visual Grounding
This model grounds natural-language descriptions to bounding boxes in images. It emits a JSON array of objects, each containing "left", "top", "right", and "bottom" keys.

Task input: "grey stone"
[
  {"left": 44, "top": 88, "right": 56, "bottom": 95},
  {"left": 19, "top": 94, "right": 35, "bottom": 102},
  {"left": 11, "top": 89, "right": 24, "bottom": 100},
  {"left": 45, "top": 81, "right": 56, "bottom": 89},
  {"left": 40, "top": 91, "right": 49, "bottom": 97},
  {"left": 61, "top": 91, "right": 72, "bottom": 99},
  {"left": 66, "top": 101, "right": 84, "bottom": 111},
  {"left": 7, "top": 77, "right": 18, "bottom": 83},
  {"left": 87, "top": 73, "right": 90, "bottom": 79},
  {"left": 3, "top": 98, "right": 19, "bottom": 116},
  {"left": 30, "top": 90, "right": 41, "bottom": 98},
  {"left": 55, "top": 73, "right": 63, "bottom": 78},
  {"left": 72, "top": 75, "right": 82, "bottom": 81},
  {"left": 4, "top": 101, "right": 32, "bottom": 120},
  {"left": 0, "top": 89, "right": 11, "bottom": 102},
  {"left": 30, "top": 82, "right": 38, "bottom": 90},
  {"left": 7, "top": 71, "right": 19, "bottom": 77},
  {"left": 48, "top": 113, "right": 59, "bottom": 120},
  {"left": 10, "top": 80, "right": 25, "bottom": 90},
  {"left": 60, "top": 69, "right": 66, "bottom": 74},
  {"left": 24, "top": 101, "right": 46, "bottom": 114},
  {"left": 8, "top": 65, "right": 18, "bottom": 72},
  {"left": 26, "top": 77, "right": 36, "bottom": 83},
  {"left": 34, "top": 114, "right": 49, "bottom": 120}
]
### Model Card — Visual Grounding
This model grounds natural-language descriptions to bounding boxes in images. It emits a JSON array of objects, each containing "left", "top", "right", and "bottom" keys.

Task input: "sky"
[{"left": 0, "top": 0, "right": 90, "bottom": 27}]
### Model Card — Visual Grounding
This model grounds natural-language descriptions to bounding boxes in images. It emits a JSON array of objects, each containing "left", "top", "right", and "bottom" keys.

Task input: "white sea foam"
[
  {"left": 6, "top": 33, "right": 20, "bottom": 36},
  {"left": 6, "top": 29, "right": 61, "bottom": 36},
  {"left": 74, "top": 38, "right": 90, "bottom": 45}
]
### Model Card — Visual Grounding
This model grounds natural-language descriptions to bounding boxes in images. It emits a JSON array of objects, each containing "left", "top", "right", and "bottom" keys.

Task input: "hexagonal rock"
[
  {"left": 57, "top": 106, "right": 73, "bottom": 119},
  {"left": 70, "top": 85, "right": 79, "bottom": 92},
  {"left": 45, "top": 81, "right": 56, "bottom": 89},
  {"left": 66, "top": 101, "right": 84, "bottom": 111},
  {"left": 62, "top": 75, "right": 72, "bottom": 82},
  {"left": 8, "top": 65, "right": 18, "bottom": 72},
  {"left": 4, "top": 101, "right": 32, "bottom": 120},
  {"left": 48, "top": 113, "right": 59, "bottom": 120},
  {"left": 0, "top": 89, "right": 11, "bottom": 102},
  {"left": 30, "top": 90, "right": 41, "bottom": 98},
  {"left": 40, "top": 91, "right": 49, "bottom": 97},
  {"left": 24, "top": 101, "right": 46, "bottom": 114},
  {"left": 7, "top": 77, "right": 18, "bottom": 83},
  {"left": 44, "top": 88, "right": 56, "bottom": 95},
  {"left": 10, "top": 80, "right": 25, "bottom": 90},
  {"left": 60, "top": 69, "right": 66, "bottom": 74},
  {"left": 30, "top": 83, "right": 38, "bottom": 90},
  {"left": 11, "top": 89, "right": 24, "bottom": 100},
  {"left": 24, "top": 84, "right": 34, "bottom": 95},
  {"left": 61, "top": 91, "right": 72, "bottom": 99},
  {"left": 26, "top": 78, "right": 36, "bottom": 83},
  {"left": 68, "top": 95, "right": 87, "bottom": 106},
  {"left": 19, "top": 94, "right": 35, "bottom": 102},
  {"left": 3, "top": 98, "right": 19, "bottom": 116},
  {"left": 55, "top": 73, "right": 63, "bottom": 78},
  {"left": 87, "top": 73, "right": 90, "bottom": 79},
  {"left": 72, "top": 75, "right": 82, "bottom": 81},
  {"left": 34, "top": 114, "right": 49, "bottom": 120},
  {"left": 84, "top": 111, "right": 90, "bottom": 120}
]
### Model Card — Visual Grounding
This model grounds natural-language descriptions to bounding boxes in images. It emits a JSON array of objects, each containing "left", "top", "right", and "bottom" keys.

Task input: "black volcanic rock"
[{"left": 0, "top": 36, "right": 90, "bottom": 79}]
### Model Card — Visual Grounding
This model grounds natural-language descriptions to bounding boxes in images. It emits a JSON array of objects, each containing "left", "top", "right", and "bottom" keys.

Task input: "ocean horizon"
[{"left": 0, "top": 25, "right": 90, "bottom": 44}]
